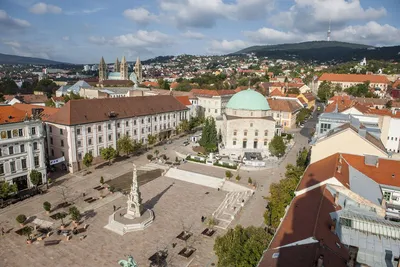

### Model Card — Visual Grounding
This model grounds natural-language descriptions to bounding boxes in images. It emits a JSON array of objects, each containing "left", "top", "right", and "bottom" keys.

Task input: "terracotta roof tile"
[
  {"left": 13, "top": 103, "right": 59, "bottom": 121},
  {"left": 0, "top": 106, "right": 29, "bottom": 124},
  {"left": 46, "top": 95, "right": 188, "bottom": 126},
  {"left": 302, "top": 93, "right": 316, "bottom": 101},
  {"left": 3, "top": 94, "right": 48, "bottom": 104},
  {"left": 190, "top": 89, "right": 236, "bottom": 97},
  {"left": 174, "top": 96, "right": 191, "bottom": 106},
  {"left": 319, "top": 73, "right": 390, "bottom": 84},
  {"left": 269, "top": 88, "right": 284, "bottom": 97},
  {"left": 329, "top": 95, "right": 351, "bottom": 102},
  {"left": 267, "top": 98, "right": 303, "bottom": 112},
  {"left": 142, "top": 81, "right": 159, "bottom": 88}
]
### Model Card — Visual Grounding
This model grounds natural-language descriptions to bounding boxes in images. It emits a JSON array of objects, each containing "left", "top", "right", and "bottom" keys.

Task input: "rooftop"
[
  {"left": 0, "top": 105, "right": 29, "bottom": 124},
  {"left": 319, "top": 73, "right": 390, "bottom": 84},
  {"left": 190, "top": 89, "right": 236, "bottom": 97},
  {"left": 13, "top": 103, "right": 59, "bottom": 121},
  {"left": 267, "top": 97, "right": 303, "bottom": 113},
  {"left": 226, "top": 89, "right": 270, "bottom": 111}
]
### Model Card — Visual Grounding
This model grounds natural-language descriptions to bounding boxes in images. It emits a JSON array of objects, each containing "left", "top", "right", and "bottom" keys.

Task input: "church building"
[{"left": 98, "top": 56, "right": 143, "bottom": 87}]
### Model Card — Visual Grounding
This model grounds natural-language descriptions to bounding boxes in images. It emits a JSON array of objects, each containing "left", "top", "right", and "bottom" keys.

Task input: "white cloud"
[
  {"left": 83, "top": 8, "right": 105, "bottom": 14},
  {"left": 123, "top": 8, "right": 158, "bottom": 25},
  {"left": 89, "top": 30, "right": 174, "bottom": 52},
  {"left": 159, "top": 0, "right": 273, "bottom": 28},
  {"left": 62, "top": 36, "right": 70, "bottom": 41},
  {"left": 3, "top": 41, "right": 21, "bottom": 48},
  {"left": 29, "top": 2, "right": 62, "bottom": 15},
  {"left": 270, "top": 0, "right": 386, "bottom": 33},
  {"left": 207, "top": 39, "right": 249, "bottom": 54},
  {"left": 181, "top": 30, "right": 205, "bottom": 40},
  {"left": 0, "top": 9, "right": 31, "bottom": 31}
]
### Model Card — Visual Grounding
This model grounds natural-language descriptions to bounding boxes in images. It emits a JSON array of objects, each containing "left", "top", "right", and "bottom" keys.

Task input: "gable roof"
[
  {"left": 4, "top": 94, "right": 48, "bottom": 104},
  {"left": 0, "top": 106, "right": 29, "bottom": 124},
  {"left": 319, "top": 73, "right": 390, "bottom": 84},
  {"left": 46, "top": 95, "right": 188, "bottom": 126},
  {"left": 267, "top": 98, "right": 303, "bottom": 113},
  {"left": 13, "top": 103, "right": 59, "bottom": 121},
  {"left": 269, "top": 88, "right": 284, "bottom": 97},
  {"left": 68, "top": 80, "right": 91, "bottom": 94},
  {"left": 301, "top": 93, "right": 316, "bottom": 102},
  {"left": 174, "top": 96, "right": 191, "bottom": 106},
  {"left": 190, "top": 89, "right": 236, "bottom": 97}
]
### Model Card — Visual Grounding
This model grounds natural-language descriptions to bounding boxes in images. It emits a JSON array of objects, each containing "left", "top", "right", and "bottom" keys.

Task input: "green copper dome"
[{"left": 226, "top": 89, "right": 270, "bottom": 111}]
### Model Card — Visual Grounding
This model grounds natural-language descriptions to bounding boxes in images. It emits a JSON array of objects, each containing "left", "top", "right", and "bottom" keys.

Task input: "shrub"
[
  {"left": 147, "top": 154, "right": 153, "bottom": 160},
  {"left": 186, "top": 156, "right": 206, "bottom": 163},
  {"left": 235, "top": 175, "right": 241, "bottom": 181},
  {"left": 43, "top": 201, "right": 51, "bottom": 212},
  {"left": 214, "top": 162, "right": 238, "bottom": 170},
  {"left": 225, "top": 170, "right": 233, "bottom": 179},
  {"left": 16, "top": 214, "right": 27, "bottom": 224},
  {"left": 248, "top": 177, "right": 253, "bottom": 184},
  {"left": 175, "top": 156, "right": 179, "bottom": 162},
  {"left": 48, "top": 178, "right": 52, "bottom": 184},
  {"left": 100, "top": 176, "right": 104, "bottom": 184}
]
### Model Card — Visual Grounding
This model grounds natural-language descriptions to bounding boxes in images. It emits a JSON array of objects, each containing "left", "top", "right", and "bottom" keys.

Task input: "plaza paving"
[{"left": 0, "top": 130, "right": 311, "bottom": 267}]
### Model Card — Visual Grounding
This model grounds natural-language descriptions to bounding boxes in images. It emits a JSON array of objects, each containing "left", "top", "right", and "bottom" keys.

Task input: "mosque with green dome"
[{"left": 217, "top": 88, "right": 278, "bottom": 160}]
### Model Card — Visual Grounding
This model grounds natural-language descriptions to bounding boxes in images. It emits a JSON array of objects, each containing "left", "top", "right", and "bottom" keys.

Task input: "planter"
[
  {"left": 46, "top": 211, "right": 50, "bottom": 215},
  {"left": 178, "top": 247, "right": 196, "bottom": 258},
  {"left": 201, "top": 228, "right": 216, "bottom": 237}
]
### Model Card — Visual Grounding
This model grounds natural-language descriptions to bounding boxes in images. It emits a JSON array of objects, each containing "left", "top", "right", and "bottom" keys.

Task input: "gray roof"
[
  {"left": 349, "top": 166, "right": 382, "bottom": 205},
  {"left": 56, "top": 85, "right": 71, "bottom": 94},
  {"left": 67, "top": 80, "right": 91, "bottom": 94}
]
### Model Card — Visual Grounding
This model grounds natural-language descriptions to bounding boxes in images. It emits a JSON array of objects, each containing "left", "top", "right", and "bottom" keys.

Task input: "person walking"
[{"left": 113, "top": 205, "right": 116, "bottom": 212}]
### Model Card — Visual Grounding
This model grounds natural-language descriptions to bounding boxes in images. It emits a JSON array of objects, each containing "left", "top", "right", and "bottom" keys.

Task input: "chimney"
[
  {"left": 392, "top": 174, "right": 395, "bottom": 179},
  {"left": 334, "top": 193, "right": 339, "bottom": 205},
  {"left": 317, "top": 255, "right": 324, "bottom": 267}
]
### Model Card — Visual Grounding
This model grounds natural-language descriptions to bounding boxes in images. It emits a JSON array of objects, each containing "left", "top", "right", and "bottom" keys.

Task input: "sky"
[{"left": 0, "top": 0, "right": 399, "bottom": 64}]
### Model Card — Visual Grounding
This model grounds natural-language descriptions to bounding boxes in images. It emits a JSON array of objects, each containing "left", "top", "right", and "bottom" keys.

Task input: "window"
[
  {"left": 173, "top": 114, "right": 176, "bottom": 118},
  {"left": 0, "top": 164, "right": 4, "bottom": 175},
  {"left": 147, "top": 118, "right": 151, "bottom": 123},
  {"left": 117, "top": 123, "right": 120, "bottom": 128},
  {"left": 87, "top": 127, "right": 92, "bottom": 133},
  {"left": 392, "top": 137, "right": 394, "bottom": 141},
  {"left": 233, "top": 131, "right": 237, "bottom": 136},
  {"left": 340, "top": 218, "right": 352, "bottom": 227},
  {"left": 134, "top": 129, "right": 137, "bottom": 135},
  {"left": 20, "top": 144, "right": 25, "bottom": 153},
  {"left": 117, "top": 133, "right": 121, "bottom": 139},
  {"left": 233, "top": 140, "right": 236, "bottom": 146},
  {"left": 126, "top": 131, "right": 129, "bottom": 136},
  {"left": 164, "top": 115, "right": 166, "bottom": 120},
  {"left": 215, "top": 109, "right": 217, "bottom": 113},
  {"left": 50, "top": 137, "right": 53, "bottom": 145},
  {"left": 61, "top": 152, "right": 65, "bottom": 157},
  {"left": 242, "top": 140, "right": 247, "bottom": 148},
  {"left": 9, "top": 146, "right": 13, "bottom": 155},
  {"left": 77, "top": 140, "right": 82, "bottom": 147},
  {"left": 51, "top": 149, "right": 54, "bottom": 156},
  {"left": 21, "top": 159, "right": 27, "bottom": 170},
  {"left": 32, "top": 127, "right": 36, "bottom": 135},
  {"left": 264, "top": 130, "right": 268, "bottom": 136},
  {"left": 78, "top": 153, "right": 82, "bottom": 160},
  {"left": 142, "top": 128, "right": 144, "bottom": 134},
  {"left": 251, "top": 112, "right": 253, "bottom": 116},
  {"left": 396, "top": 138, "right": 398, "bottom": 141},
  {"left": 126, "top": 121, "right": 129, "bottom": 126},
  {"left": 108, "top": 124, "right": 111, "bottom": 130},
  {"left": 155, "top": 126, "right": 157, "bottom": 131},
  {"left": 244, "top": 131, "right": 247, "bottom": 136},
  {"left": 148, "top": 127, "right": 151, "bottom": 132},
  {"left": 98, "top": 136, "right": 102, "bottom": 143},
  {"left": 49, "top": 126, "right": 52, "bottom": 133},
  {"left": 32, "top": 156, "right": 39, "bottom": 168},
  {"left": 108, "top": 134, "right": 112, "bottom": 141},
  {"left": 250, "top": 123, "right": 253, "bottom": 127},
  {"left": 255, "top": 131, "right": 258, "bottom": 136},
  {"left": 264, "top": 140, "right": 268, "bottom": 146},
  {"left": 98, "top": 125, "right": 102, "bottom": 131},
  {"left": 88, "top": 138, "right": 92, "bottom": 145},
  {"left": 77, "top": 128, "right": 81, "bottom": 135},
  {"left": 19, "top": 129, "right": 23, "bottom": 136},
  {"left": 154, "top": 117, "right": 157, "bottom": 122},
  {"left": 7, "top": 130, "right": 11, "bottom": 139},
  {"left": 134, "top": 120, "right": 137, "bottom": 126},
  {"left": 33, "top": 142, "right": 38, "bottom": 150},
  {"left": 60, "top": 129, "right": 63, "bottom": 135},
  {"left": 253, "top": 140, "right": 258, "bottom": 149},
  {"left": 384, "top": 191, "right": 391, "bottom": 201},
  {"left": 61, "top": 140, "right": 64, "bottom": 147},
  {"left": 0, "top": 149, "right": 2, "bottom": 157},
  {"left": 10, "top": 161, "right": 16, "bottom": 173}
]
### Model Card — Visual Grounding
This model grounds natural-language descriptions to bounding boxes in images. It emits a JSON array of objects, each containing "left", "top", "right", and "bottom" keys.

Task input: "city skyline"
[{"left": 0, "top": 0, "right": 399, "bottom": 64}]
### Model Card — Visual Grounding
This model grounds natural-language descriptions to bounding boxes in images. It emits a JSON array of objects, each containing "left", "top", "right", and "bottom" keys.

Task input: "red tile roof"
[
  {"left": 392, "top": 79, "right": 400, "bottom": 89},
  {"left": 0, "top": 106, "right": 29, "bottom": 124},
  {"left": 3, "top": 94, "right": 48, "bottom": 104},
  {"left": 267, "top": 98, "right": 303, "bottom": 112},
  {"left": 142, "top": 81, "right": 159, "bottom": 88},
  {"left": 269, "top": 88, "right": 284, "bottom": 97},
  {"left": 174, "top": 96, "right": 191, "bottom": 106},
  {"left": 13, "top": 103, "right": 59, "bottom": 121},
  {"left": 319, "top": 73, "right": 390, "bottom": 84},
  {"left": 190, "top": 89, "right": 236, "bottom": 97},
  {"left": 329, "top": 95, "right": 351, "bottom": 102}
]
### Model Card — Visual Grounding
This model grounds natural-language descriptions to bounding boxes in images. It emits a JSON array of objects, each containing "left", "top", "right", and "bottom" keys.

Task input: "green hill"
[{"left": 0, "top": 53, "right": 69, "bottom": 65}]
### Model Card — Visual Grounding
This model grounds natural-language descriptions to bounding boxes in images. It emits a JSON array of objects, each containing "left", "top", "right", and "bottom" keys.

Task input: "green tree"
[
  {"left": 45, "top": 99, "right": 55, "bottom": 107},
  {"left": 0, "top": 77, "right": 18, "bottom": 94},
  {"left": 69, "top": 206, "right": 81, "bottom": 222},
  {"left": 214, "top": 225, "right": 272, "bottom": 267},
  {"left": 0, "top": 182, "right": 18, "bottom": 198},
  {"left": 100, "top": 147, "right": 117, "bottom": 165},
  {"left": 30, "top": 170, "right": 42, "bottom": 188},
  {"left": 386, "top": 100, "right": 393, "bottom": 109},
  {"left": 317, "top": 81, "right": 334, "bottom": 102},
  {"left": 268, "top": 135, "right": 287, "bottom": 158},
  {"left": 117, "top": 135, "right": 134, "bottom": 155},
  {"left": 225, "top": 170, "right": 233, "bottom": 179},
  {"left": 82, "top": 152, "right": 93, "bottom": 169},
  {"left": 296, "top": 148, "right": 309, "bottom": 170},
  {"left": 43, "top": 201, "right": 51, "bottom": 213},
  {"left": 199, "top": 117, "right": 218, "bottom": 152},
  {"left": 178, "top": 120, "right": 190, "bottom": 133},
  {"left": 64, "top": 92, "right": 83, "bottom": 103},
  {"left": 147, "top": 134, "right": 158, "bottom": 147},
  {"left": 296, "top": 108, "right": 312, "bottom": 125},
  {"left": 345, "top": 81, "right": 370, "bottom": 97}
]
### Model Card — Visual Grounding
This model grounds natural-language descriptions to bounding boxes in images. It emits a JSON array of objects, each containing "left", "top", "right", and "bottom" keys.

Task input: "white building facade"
[
  {"left": 0, "top": 108, "right": 47, "bottom": 192},
  {"left": 191, "top": 89, "right": 236, "bottom": 119}
]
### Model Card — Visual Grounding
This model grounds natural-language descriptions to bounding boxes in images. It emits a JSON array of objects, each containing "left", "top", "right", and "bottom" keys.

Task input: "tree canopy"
[
  {"left": 0, "top": 77, "right": 19, "bottom": 94},
  {"left": 296, "top": 108, "right": 312, "bottom": 125},
  {"left": 100, "top": 146, "right": 117, "bottom": 165},
  {"left": 345, "top": 81, "right": 375, "bottom": 97},
  {"left": 268, "top": 135, "right": 286, "bottom": 158},
  {"left": 199, "top": 117, "right": 218, "bottom": 152},
  {"left": 83, "top": 152, "right": 93, "bottom": 169},
  {"left": 0, "top": 182, "right": 18, "bottom": 198},
  {"left": 214, "top": 225, "right": 272, "bottom": 267},
  {"left": 117, "top": 135, "right": 135, "bottom": 155},
  {"left": 64, "top": 92, "right": 83, "bottom": 103},
  {"left": 30, "top": 170, "right": 42, "bottom": 187}
]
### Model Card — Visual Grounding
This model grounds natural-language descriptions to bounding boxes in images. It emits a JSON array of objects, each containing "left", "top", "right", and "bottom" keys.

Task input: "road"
[{"left": 300, "top": 102, "right": 324, "bottom": 139}]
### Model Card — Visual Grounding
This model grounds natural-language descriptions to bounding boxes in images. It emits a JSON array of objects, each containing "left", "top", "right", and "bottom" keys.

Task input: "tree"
[
  {"left": 83, "top": 152, "right": 93, "bottom": 169},
  {"left": 248, "top": 177, "right": 253, "bottom": 184},
  {"left": 268, "top": 135, "right": 287, "bottom": 158},
  {"left": 69, "top": 206, "right": 81, "bottom": 222},
  {"left": 178, "top": 119, "right": 190, "bottom": 133},
  {"left": 296, "top": 108, "right": 312, "bottom": 125},
  {"left": 30, "top": 170, "right": 42, "bottom": 188},
  {"left": 317, "top": 81, "right": 334, "bottom": 102},
  {"left": 117, "top": 135, "right": 134, "bottom": 155},
  {"left": 0, "top": 77, "right": 18, "bottom": 94},
  {"left": 225, "top": 170, "right": 233, "bottom": 179},
  {"left": 64, "top": 92, "right": 83, "bottom": 103},
  {"left": 147, "top": 134, "right": 158, "bottom": 147},
  {"left": 214, "top": 225, "right": 272, "bottom": 267},
  {"left": 386, "top": 100, "right": 393, "bottom": 109},
  {"left": 287, "top": 88, "right": 300, "bottom": 95},
  {"left": 199, "top": 117, "right": 218, "bottom": 152},
  {"left": 345, "top": 81, "right": 370, "bottom": 97},
  {"left": 34, "top": 78, "right": 58, "bottom": 96},
  {"left": 16, "top": 214, "right": 27, "bottom": 225},
  {"left": 296, "top": 148, "right": 309, "bottom": 170},
  {"left": 45, "top": 99, "right": 55, "bottom": 107},
  {"left": 147, "top": 154, "right": 153, "bottom": 161},
  {"left": 43, "top": 201, "right": 51, "bottom": 213},
  {"left": 100, "top": 176, "right": 104, "bottom": 184},
  {"left": 154, "top": 150, "right": 160, "bottom": 157},
  {"left": 0, "top": 182, "right": 18, "bottom": 198},
  {"left": 100, "top": 147, "right": 117, "bottom": 165}
]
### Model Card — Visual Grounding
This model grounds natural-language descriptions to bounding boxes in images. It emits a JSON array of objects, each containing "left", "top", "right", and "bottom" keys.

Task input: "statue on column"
[{"left": 124, "top": 164, "right": 143, "bottom": 219}]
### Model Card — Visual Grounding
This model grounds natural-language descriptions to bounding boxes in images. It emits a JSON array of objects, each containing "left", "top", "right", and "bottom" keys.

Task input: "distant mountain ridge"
[
  {"left": 231, "top": 41, "right": 400, "bottom": 62},
  {"left": 0, "top": 53, "right": 69, "bottom": 65}
]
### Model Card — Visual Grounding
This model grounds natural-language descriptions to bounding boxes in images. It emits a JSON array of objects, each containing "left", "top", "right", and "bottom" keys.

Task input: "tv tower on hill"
[{"left": 327, "top": 19, "right": 331, "bottom": 41}]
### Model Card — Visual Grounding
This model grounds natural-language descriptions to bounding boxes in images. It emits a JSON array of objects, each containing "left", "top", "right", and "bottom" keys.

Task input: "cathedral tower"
[
  {"left": 120, "top": 56, "right": 128, "bottom": 80},
  {"left": 114, "top": 58, "right": 120, "bottom": 72},
  {"left": 99, "top": 57, "right": 107, "bottom": 82},
  {"left": 134, "top": 57, "right": 143, "bottom": 84}
]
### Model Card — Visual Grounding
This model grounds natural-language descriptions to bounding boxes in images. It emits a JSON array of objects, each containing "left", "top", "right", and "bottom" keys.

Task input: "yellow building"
[{"left": 297, "top": 93, "right": 316, "bottom": 109}]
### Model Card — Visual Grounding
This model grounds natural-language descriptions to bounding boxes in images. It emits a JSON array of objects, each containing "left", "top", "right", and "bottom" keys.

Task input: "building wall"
[
  {"left": 0, "top": 120, "right": 47, "bottom": 191},
  {"left": 269, "top": 110, "right": 295, "bottom": 129},
  {"left": 341, "top": 107, "right": 364, "bottom": 115},
  {"left": 196, "top": 95, "right": 233, "bottom": 119},
  {"left": 46, "top": 110, "right": 189, "bottom": 173},
  {"left": 318, "top": 80, "right": 388, "bottom": 91},
  {"left": 383, "top": 117, "right": 400, "bottom": 153},
  {"left": 311, "top": 129, "right": 387, "bottom": 163}
]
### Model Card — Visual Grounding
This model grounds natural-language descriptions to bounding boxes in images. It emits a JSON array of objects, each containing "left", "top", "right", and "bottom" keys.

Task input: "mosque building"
[{"left": 98, "top": 56, "right": 143, "bottom": 88}]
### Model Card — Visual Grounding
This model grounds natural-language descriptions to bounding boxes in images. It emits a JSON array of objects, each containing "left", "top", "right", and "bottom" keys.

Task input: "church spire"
[
  {"left": 134, "top": 56, "right": 142, "bottom": 85},
  {"left": 99, "top": 56, "right": 107, "bottom": 82},
  {"left": 120, "top": 56, "right": 128, "bottom": 80},
  {"left": 115, "top": 57, "right": 120, "bottom": 72}
]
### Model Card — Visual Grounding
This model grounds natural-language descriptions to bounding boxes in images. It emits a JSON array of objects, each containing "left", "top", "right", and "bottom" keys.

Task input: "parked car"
[{"left": 183, "top": 141, "right": 190, "bottom": 146}]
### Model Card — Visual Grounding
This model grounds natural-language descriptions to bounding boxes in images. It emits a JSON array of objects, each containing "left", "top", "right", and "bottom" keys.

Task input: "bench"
[
  {"left": 44, "top": 240, "right": 61, "bottom": 246},
  {"left": 72, "top": 228, "right": 86, "bottom": 235},
  {"left": 83, "top": 197, "right": 93, "bottom": 202},
  {"left": 87, "top": 198, "right": 97, "bottom": 203},
  {"left": 93, "top": 186, "right": 102, "bottom": 190}
]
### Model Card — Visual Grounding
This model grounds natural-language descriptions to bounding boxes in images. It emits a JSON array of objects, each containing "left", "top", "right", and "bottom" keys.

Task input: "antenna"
[{"left": 327, "top": 18, "right": 331, "bottom": 42}]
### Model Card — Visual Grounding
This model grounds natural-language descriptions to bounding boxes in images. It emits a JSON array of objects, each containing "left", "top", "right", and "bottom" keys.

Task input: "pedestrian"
[
  {"left": 113, "top": 205, "right": 116, "bottom": 212},
  {"left": 1, "top": 227, "right": 4, "bottom": 236}
]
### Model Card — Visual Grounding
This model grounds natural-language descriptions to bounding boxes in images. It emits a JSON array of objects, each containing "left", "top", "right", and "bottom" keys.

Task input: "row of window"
[
  {"left": 0, "top": 156, "right": 40, "bottom": 175},
  {"left": 388, "top": 136, "right": 399, "bottom": 141},
  {"left": 233, "top": 130, "right": 269, "bottom": 137},
  {"left": 232, "top": 139, "right": 268, "bottom": 149},
  {"left": 0, "top": 143, "right": 39, "bottom": 157},
  {"left": 0, "top": 127, "right": 37, "bottom": 140}
]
